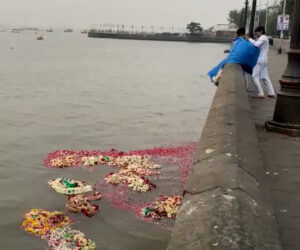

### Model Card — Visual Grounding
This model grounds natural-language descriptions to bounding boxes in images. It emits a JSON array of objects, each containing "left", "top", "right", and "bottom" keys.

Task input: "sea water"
[{"left": 0, "top": 31, "right": 227, "bottom": 249}]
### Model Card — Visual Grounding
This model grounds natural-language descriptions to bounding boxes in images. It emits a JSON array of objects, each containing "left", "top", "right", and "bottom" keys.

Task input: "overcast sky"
[{"left": 0, "top": 0, "right": 268, "bottom": 29}]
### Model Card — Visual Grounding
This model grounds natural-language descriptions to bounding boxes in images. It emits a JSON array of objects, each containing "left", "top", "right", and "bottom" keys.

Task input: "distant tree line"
[
  {"left": 228, "top": 0, "right": 294, "bottom": 37},
  {"left": 186, "top": 22, "right": 203, "bottom": 34}
]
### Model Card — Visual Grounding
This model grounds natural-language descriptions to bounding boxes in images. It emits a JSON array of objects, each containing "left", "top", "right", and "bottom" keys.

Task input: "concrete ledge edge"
[{"left": 167, "top": 64, "right": 282, "bottom": 250}]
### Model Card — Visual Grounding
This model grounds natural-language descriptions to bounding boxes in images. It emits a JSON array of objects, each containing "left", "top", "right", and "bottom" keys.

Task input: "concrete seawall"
[
  {"left": 88, "top": 32, "right": 233, "bottom": 43},
  {"left": 167, "top": 64, "right": 281, "bottom": 249}
]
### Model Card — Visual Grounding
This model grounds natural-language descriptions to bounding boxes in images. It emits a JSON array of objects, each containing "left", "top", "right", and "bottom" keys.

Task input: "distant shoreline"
[{"left": 88, "top": 31, "right": 232, "bottom": 43}]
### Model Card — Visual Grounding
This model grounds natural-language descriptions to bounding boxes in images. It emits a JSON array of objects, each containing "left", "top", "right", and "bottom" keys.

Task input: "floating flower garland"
[
  {"left": 22, "top": 209, "right": 96, "bottom": 249},
  {"left": 44, "top": 150, "right": 116, "bottom": 168},
  {"left": 48, "top": 154, "right": 161, "bottom": 193},
  {"left": 46, "top": 150, "right": 161, "bottom": 175},
  {"left": 22, "top": 209, "right": 71, "bottom": 236},
  {"left": 44, "top": 145, "right": 195, "bottom": 184},
  {"left": 81, "top": 155, "right": 110, "bottom": 167},
  {"left": 113, "top": 155, "right": 160, "bottom": 173},
  {"left": 104, "top": 170, "right": 156, "bottom": 192},
  {"left": 44, "top": 144, "right": 195, "bottom": 220},
  {"left": 25, "top": 146, "right": 196, "bottom": 247},
  {"left": 45, "top": 226, "right": 96, "bottom": 250},
  {"left": 48, "top": 178, "right": 93, "bottom": 195},
  {"left": 103, "top": 156, "right": 159, "bottom": 192},
  {"left": 141, "top": 196, "right": 182, "bottom": 220},
  {"left": 50, "top": 154, "right": 77, "bottom": 168},
  {"left": 66, "top": 192, "right": 102, "bottom": 217}
]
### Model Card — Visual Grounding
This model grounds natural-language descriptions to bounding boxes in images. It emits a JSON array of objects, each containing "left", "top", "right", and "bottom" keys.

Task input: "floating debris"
[
  {"left": 81, "top": 155, "right": 110, "bottom": 167},
  {"left": 45, "top": 226, "right": 96, "bottom": 250},
  {"left": 44, "top": 144, "right": 196, "bottom": 219},
  {"left": 205, "top": 148, "right": 215, "bottom": 154},
  {"left": 45, "top": 151, "right": 118, "bottom": 168},
  {"left": 22, "top": 209, "right": 71, "bottom": 236},
  {"left": 66, "top": 192, "right": 102, "bottom": 217},
  {"left": 44, "top": 145, "right": 195, "bottom": 183},
  {"left": 48, "top": 178, "right": 93, "bottom": 195},
  {"left": 22, "top": 209, "right": 96, "bottom": 249},
  {"left": 102, "top": 155, "right": 159, "bottom": 192},
  {"left": 50, "top": 154, "right": 77, "bottom": 168},
  {"left": 47, "top": 151, "right": 160, "bottom": 174},
  {"left": 141, "top": 196, "right": 182, "bottom": 220},
  {"left": 24, "top": 145, "right": 196, "bottom": 247},
  {"left": 113, "top": 155, "right": 160, "bottom": 175},
  {"left": 105, "top": 170, "right": 156, "bottom": 192}
]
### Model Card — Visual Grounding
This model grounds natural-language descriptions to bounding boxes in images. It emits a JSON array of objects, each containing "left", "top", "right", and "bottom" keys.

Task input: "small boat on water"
[
  {"left": 37, "top": 35, "right": 44, "bottom": 40},
  {"left": 64, "top": 29, "right": 73, "bottom": 33},
  {"left": 46, "top": 29, "right": 53, "bottom": 32},
  {"left": 23, "top": 27, "right": 38, "bottom": 31},
  {"left": 11, "top": 28, "right": 22, "bottom": 33},
  {"left": 81, "top": 30, "right": 88, "bottom": 34}
]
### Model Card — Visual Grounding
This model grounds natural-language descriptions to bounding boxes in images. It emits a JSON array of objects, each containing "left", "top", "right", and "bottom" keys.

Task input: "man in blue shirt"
[
  {"left": 224, "top": 28, "right": 252, "bottom": 89},
  {"left": 224, "top": 28, "right": 246, "bottom": 53}
]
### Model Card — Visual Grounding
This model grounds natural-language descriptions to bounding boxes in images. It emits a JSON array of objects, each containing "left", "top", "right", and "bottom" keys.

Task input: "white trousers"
[{"left": 252, "top": 63, "right": 275, "bottom": 96}]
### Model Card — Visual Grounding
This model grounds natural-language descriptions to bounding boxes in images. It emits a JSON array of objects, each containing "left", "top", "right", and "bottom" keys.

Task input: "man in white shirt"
[{"left": 249, "top": 26, "right": 276, "bottom": 98}]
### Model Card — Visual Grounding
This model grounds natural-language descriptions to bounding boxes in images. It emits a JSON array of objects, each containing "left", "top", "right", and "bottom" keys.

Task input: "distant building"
[
  {"left": 214, "top": 24, "right": 237, "bottom": 38},
  {"left": 202, "top": 26, "right": 215, "bottom": 37}
]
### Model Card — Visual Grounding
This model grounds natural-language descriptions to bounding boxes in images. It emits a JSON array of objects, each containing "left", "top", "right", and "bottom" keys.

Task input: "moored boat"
[
  {"left": 64, "top": 29, "right": 73, "bottom": 33},
  {"left": 11, "top": 28, "right": 22, "bottom": 33}
]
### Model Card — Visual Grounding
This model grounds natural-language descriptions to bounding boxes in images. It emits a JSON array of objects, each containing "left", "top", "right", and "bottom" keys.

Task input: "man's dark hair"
[
  {"left": 236, "top": 27, "right": 246, "bottom": 36},
  {"left": 255, "top": 26, "right": 266, "bottom": 34}
]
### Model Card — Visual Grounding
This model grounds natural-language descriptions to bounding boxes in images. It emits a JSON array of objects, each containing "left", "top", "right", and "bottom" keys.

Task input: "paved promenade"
[{"left": 249, "top": 50, "right": 300, "bottom": 250}]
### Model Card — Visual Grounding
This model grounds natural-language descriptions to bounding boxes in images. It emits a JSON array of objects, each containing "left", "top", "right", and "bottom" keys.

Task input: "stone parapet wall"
[{"left": 167, "top": 64, "right": 282, "bottom": 250}]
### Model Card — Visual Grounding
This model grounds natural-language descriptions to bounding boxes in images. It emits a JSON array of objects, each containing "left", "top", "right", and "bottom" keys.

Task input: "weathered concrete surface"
[
  {"left": 249, "top": 50, "right": 300, "bottom": 250},
  {"left": 167, "top": 64, "right": 281, "bottom": 250},
  {"left": 168, "top": 189, "right": 278, "bottom": 250}
]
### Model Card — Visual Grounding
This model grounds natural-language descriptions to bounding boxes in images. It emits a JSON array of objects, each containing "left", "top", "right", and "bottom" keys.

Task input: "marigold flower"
[{"left": 21, "top": 209, "right": 71, "bottom": 236}]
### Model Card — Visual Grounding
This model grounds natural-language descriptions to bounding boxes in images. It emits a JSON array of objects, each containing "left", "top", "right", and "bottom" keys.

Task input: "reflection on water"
[{"left": 0, "top": 31, "right": 227, "bottom": 249}]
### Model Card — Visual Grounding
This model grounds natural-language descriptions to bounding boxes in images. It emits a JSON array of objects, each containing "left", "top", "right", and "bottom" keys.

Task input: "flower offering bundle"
[
  {"left": 48, "top": 178, "right": 93, "bottom": 195},
  {"left": 21, "top": 209, "right": 71, "bottom": 236},
  {"left": 141, "top": 196, "right": 182, "bottom": 220},
  {"left": 104, "top": 170, "right": 156, "bottom": 192},
  {"left": 45, "top": 226, "right": 96, "bottom": 250}
]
